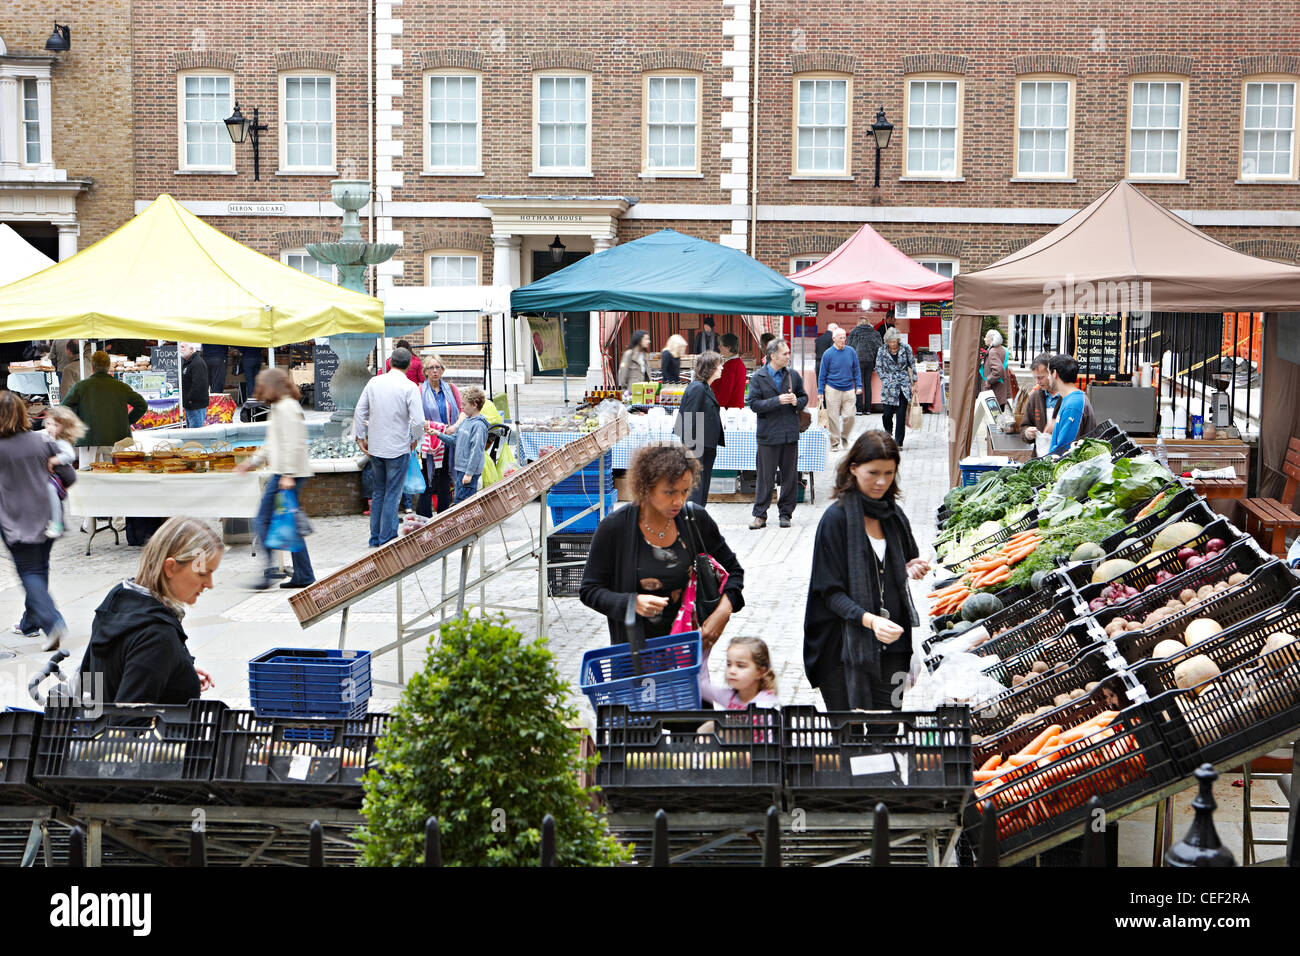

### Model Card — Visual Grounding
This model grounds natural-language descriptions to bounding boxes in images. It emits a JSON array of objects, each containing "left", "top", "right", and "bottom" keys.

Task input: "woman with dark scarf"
[{"left": 803, "top": 430, "right": 931, "bottom": 710}]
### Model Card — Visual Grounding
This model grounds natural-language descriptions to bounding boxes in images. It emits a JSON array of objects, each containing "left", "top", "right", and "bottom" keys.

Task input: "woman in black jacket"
[
  {"left": 673, "top": 351, "right": 725, "bottom": 507},
  {"left": 804, "top": 430, "right": 931, "bottom": 710},
  {"left": 579, "top": 443, "right": 744, "bottom": 646},
  {"left": 80, "top": 516, "right": 223, "bottom": 704}
]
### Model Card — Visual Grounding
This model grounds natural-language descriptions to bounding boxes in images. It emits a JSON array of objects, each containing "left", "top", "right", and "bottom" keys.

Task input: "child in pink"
[{"left": 699, "top": 636, "right": 780, "bottom": 710}]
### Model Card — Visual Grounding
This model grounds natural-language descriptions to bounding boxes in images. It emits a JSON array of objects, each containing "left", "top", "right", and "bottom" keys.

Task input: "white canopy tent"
[{"left": 0, "top": 224, "right": 56, "bottom": 287}]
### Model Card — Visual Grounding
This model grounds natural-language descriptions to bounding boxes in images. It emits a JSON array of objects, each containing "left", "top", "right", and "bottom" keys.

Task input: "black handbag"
[{"left": 682, "top": 501, "right": 725, "bottom": 620}]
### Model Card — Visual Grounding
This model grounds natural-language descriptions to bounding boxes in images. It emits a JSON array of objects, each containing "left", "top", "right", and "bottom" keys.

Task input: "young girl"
[
  {"left": 42, "top": 406, "right": 85, "bottom": 538},
  {"left": 699, "top": 636, "right": 779, "bottom": 710}
]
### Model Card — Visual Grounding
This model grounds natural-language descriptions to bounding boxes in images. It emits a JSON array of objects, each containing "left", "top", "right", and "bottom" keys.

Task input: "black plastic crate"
[
  {"left": 1083, "top": 419, "right": 1121, "bottom": 441},
  {"left": 980, "top": 619, "right": 1108, "bottom": 690},
  {"left": 922, "top": 567, "right": 1086, "bottom": 660},
  {"left": 782, "top": 705, "right": 971, "bottom": 813},
  {"left": 972, "top": 645, "right": 1119, "bottom": 739},
  {"left": 1138, "top": 591, "right": 1300, "bottom": 775},
  {"left": 1111, "top": 559, "right": 1300, "bottom": 666},
  {"left": 973, "top": 678, "right": 1139, "bottom": 767},
  {"left": 0, "top": 709, "right": 47, "bottom": 805},
  {"left": 1098, "top": 488, "right": 1204, "bottom": 554},
  {"left": 34, "top": 700, "right": 226, "bottom": 801},
  {"left": 595, "top": 705, "right": 782, "bottom": 813},
  {"left": 1079, "top": 536, "right": 1267, "bottom": 624},
  {"left": 1104, "top": 512, "right": 1240, "bottom": 571},
  {"left": 973, "top": 595, "right": 1089, "bottom": 662},
  {"left": 212, "top": 710, "right": 392, "bottom": 806},
  {"left": 964, "top": 699, "right": 1175, "bottom": 862},
  {"left": 546, "top": 532, "right": 593, "bottom": 597},
  {"left": 942, "top": 509, "right": 1040, "bottom": 574}
]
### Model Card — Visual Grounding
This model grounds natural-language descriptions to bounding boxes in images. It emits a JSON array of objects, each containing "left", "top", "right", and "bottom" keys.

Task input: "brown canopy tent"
[{"left": 948, "top": 181, "right": 1300, "bottom": 491}]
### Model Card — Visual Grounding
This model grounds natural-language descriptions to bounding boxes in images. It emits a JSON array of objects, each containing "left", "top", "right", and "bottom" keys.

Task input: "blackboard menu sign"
[
  {"left": 920, "top": 300, "right": 953, "bottom": 322},
  {"left": 1073, "top": 314, "right": 1124, "bottom": 377},
  {"left": 313, "top": 340, "right": 339, "bottom": 412},
  {"left": 149, "top": 344, "right": 180, "bottom": 393}
]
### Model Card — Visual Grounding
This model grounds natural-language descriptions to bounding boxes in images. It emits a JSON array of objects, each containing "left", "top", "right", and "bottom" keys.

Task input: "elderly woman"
[
  {"left": 417, "top": 353, "right": 463, "bottom": 516},
  {"left": 617, "top": 330, "right": 652, "bottom": 389},
  {"left": 660, "top": 334, "right": 688, "bottom": 384},
  {"left": 673, "top": 351, "right": 725, "bottom": 506},
  {"left": 580, "top": 443, "right": 745, "bottom": 646},
  {"left": 983, "top": 328, "right": 1011, "bottom": 407},
  {"left": 875, "top": 329, "right": 917, "bottom": 448}
]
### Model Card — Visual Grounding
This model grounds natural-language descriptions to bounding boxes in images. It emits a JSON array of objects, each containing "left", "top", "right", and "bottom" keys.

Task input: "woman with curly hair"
[{"left": 580, "top": 443, "right": 745, "bottom": 647}]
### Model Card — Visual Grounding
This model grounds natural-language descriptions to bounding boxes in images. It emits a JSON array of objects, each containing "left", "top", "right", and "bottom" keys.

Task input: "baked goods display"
[{"left": 86, "top": 442, "right": 259, "bottom": 475}]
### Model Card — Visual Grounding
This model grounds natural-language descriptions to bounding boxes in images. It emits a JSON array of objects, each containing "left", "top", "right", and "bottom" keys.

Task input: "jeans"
[
  {"left": 369, "top": 453, "right": 409, "bottom": 546},
  {"left": 185, "top": 407, "right": 207, "bottom": 429},
  {"left": 253, "top": 476, "right": 316, "bottom": 585},
  {"left": 453, "top": 470, "right": 480, "bottom": 504},
  {"left": 881, "top": 398, "right": 908, "bottom": 447},
  {"left": 7, "top": 538, "right": 66, "bottom": 639}
]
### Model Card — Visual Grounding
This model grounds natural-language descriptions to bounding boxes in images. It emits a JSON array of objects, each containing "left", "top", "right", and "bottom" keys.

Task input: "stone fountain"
[{"left": 307, "top": 180, "right": 398, "bottom": 428}]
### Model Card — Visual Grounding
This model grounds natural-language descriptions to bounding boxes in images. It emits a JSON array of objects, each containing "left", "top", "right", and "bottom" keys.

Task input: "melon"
[
  {"left": 1092, "top": 558, "right": 1137, "bottom": 585},
  {"left": 1182, "top": 618, "right": 1223, "bottom": 647},
  {"left": 1153, "top": 639, "right": 1187, "bottom": 658},
  {"left": 1070, "top": 542, "right": 1106, "bottom": 562},
  {"left": 1259, "top": 632, "right": 1297, "bottom": 671},
  {"left": 1149, "top": 521, "right": 1205, "bottom": 557}
]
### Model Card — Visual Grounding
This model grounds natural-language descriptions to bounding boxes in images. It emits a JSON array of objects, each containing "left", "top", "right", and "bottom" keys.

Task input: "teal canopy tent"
[{"left": 510, "top": 229, "right": 805, "bottom": 315}]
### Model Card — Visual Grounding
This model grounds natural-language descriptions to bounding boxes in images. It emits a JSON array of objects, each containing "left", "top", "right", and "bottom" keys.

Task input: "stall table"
[
  {"left": 985, "top": 425, "right": 1036, "bottom": 463},
  {"left": 868, "top": 370, "right": 943, "bottom": 413}
]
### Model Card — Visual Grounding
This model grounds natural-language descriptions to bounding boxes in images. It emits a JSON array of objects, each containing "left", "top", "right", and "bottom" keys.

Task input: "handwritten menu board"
[
  {"left": 313, "top": 340, "right": 339, "bottom": 412},
  {"left": 1073, "top": 314, "right": 1124, "bottom": 378},
  {"left": 148, "top": 344, "right": 180, "bottom": 396},
  {"left": 920, "top": 300, "right": 953, "bottom": 322}
]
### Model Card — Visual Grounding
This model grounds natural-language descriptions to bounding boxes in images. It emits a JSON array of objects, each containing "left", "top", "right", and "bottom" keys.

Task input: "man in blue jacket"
[
  {"left": 818, "top": 327, "right": 863, "bottom": 451},
  {"left": 1047, "top": 354, "right": 1092, "bottom": 455},
  {"left": 747, "top": 338, "right": 807, "bottom": 529}
]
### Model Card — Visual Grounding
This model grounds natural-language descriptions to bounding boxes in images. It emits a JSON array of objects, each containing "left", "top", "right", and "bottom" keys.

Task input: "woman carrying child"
[{"left": 42, "top": 405, "right": 84, "bottom": 538}]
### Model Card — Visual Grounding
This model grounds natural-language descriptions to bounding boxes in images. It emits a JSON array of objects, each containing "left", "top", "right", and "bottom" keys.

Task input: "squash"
[
  {"left": 961, "top": 592, "right": 1004, "bottom": 622},
  {"left": 1092, "top": 558, "right": 1137, "bottom": 585},
  {"left": 1149, "top": 521, "right": 1206, "bottom": 557},
  {"left": 1183, "top": 618, "right": 1223, "bottom": 647},
  {"left": 1070, "top": 542, "right": 1106, "bottom": 562},
  {"left": 1174, "top": 654, "right": 1221, "bottom": 692},
  {"left": 1153, "top": 639, "right": 1187, "bottom": 658}
]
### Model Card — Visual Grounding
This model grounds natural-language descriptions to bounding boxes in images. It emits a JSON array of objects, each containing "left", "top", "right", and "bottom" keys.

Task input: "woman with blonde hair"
[
  {"left": 660, "top": 333, "right": 688, "bottom": 384},
  {"left": 235, "top": 367, "right": 316, "bottom": 589},
  {"left": 79, "top": 516, "right": 223, "bottom": 704}
]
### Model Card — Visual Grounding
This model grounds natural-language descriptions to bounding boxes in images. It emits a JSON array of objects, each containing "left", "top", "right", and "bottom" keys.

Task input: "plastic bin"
[
  {"left": 546, "top": 532, "right": 592, "bottom": 597},
  {"left": 782, "top": 705, "right": 972, "bottom": 813},
  {"left": 979, "top": 619, "right": 1108, "bottom": 689},
  {"left": 959, "top": 460, "right": 1009, "bottom": 488},
  {"left": 580, "top": 632, "right": 702, "bottom": 712},
  {"left": 548, "top": 488, "right": 615, "bottom": 534},
  {"left": 1097, "top": 487, "right": 1203, "bottom": 554},
  {"left": 0, "top": 709, "right": 43, "bottom": 803},
  {"left": 1104, "top": 513, "right": 1241, "bottom": 571},
  {"left": 551, "top": 454, "right": 614, "bottom": 495},
  {"left": 970, "top": 595, "right": 1092, "bottom": 663},
  {"left": 595, "top": 704, "right": 782, "bottom": 812},
  {"left": 971, "top": 645, "right": 1122, "bottom": 739},
  {"left": 248, "top": 647, "right": 372, "bottom": 718}
]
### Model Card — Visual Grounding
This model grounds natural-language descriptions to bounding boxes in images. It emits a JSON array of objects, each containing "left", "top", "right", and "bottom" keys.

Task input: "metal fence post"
[
  {"left": 872, "top": 803, "right": 890, "bottom": 867},
  {"left": 762, "top": 805, "right": 781, "bottom": 867},
  {"left": 1082, "top": 796, "right": 1106, "bottom": 867},
  {"left": 189, "top": 827, "right": 207, "bottom": 867},
  {"left": 540, "top": 814, "right": 556, "bottom": 867},
  {"left": 309, "top": 820, "right": 324, "bottom": 867},
  {"left": 67, "top": 826, "right": 84, "bottom": 867},
  {"left": 978, "top": 805, "right": 999, "bottom": 867},
  {"left": 652, "top": 809, "right": 669, "bottom": 867},
  {"left": 425, "top": 817, "right": 441, "bottom": 867}
]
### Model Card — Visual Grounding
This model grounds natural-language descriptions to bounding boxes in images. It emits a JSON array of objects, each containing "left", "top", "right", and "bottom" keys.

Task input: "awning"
[
  {"left": 0, "top": 224, "right": 56, "bottom": 287},
  {"left": 789, "top": 223, "right": 953, "bottom": 303}
]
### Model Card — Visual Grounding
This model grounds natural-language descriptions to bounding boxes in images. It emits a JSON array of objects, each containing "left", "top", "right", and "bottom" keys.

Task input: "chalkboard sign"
[
  {"left": 149, "top": 344, "right": 180, "bottom": 396},
  {"left": 313, "top": 340, "right": 339, "bottom": 412},
  {"left": 1073, "top": 314, "right": 1124, "bottom": 378},
  {"left": 920, "top": 300, "right": 953, "bottom": 322}
]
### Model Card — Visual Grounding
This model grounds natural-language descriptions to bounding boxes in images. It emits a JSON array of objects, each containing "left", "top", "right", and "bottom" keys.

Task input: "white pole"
[{"left": 78, "top": 339, "right": 85, "bottom": 381}]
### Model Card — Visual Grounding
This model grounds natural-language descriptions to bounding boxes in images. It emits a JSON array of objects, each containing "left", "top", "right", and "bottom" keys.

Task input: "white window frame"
[
  {"left": 424, "top": 69, "right": 483, "bottom": 175},
  {"left": 791, "top": 72, "right": 852, "bottom": 177},
  {"left": 177, "top": 70, "right": 236, "bottom": 173},
  {"left": 642, "top": 70, "right": 702, "bottom": 176},
  {"left": 278, "top": 71, "right": 336, "bottom": 174},
  {"left": 789, "top": 255, "right": 824, "bottom": 275},
  {"left": 914, "top": 258, "right": 959, "bottom": 353},
  {"left": 20, "top": 78, "right": 41, "bottom": 166},
  {"left": 1127, "top": 74, "right": 1188, "bottom": 180},
  {"left": 281, "top": 249, "right": 337, "bottom": 284},
  {"left": 902, "top": 73, "right": 964, "bottom": 179},
  {"left": 532, "top": 71, "right": 593, "bottom": 176},
  {"left": 1240, "top": 74, "right": 1299, "bottom": 181},
  {"left": 426, "top": 252, "right": 482, "bottom": 343},
  {"left": 2, "top": 61, "right": 54, "bottom": 172},
  {"left": 1014, "top": 74, "right": 1075, "bottom": 179}
]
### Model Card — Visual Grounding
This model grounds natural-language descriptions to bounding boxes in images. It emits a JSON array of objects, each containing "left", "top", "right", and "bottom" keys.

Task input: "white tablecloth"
[
  {"left": 519, "top": 424, "right": 830, "bottom": 472},
  {"left": 67, "top": 471, "right": 264, "bottom": 518}
]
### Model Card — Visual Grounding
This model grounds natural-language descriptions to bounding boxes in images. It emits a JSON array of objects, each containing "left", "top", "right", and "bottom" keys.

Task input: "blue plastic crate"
[
  {"left": 548, "top": 489, "right": 617, "bottom": 533},
  {"left": 959, "top": 462, "right": 1006, "bottom": 487},
  {"left": 580, "top": 632, "right": 702, "bottom": 712},
  {"left": 253, "top": 697, "right": 370, "bottom": 719},
  {"left": 552, "top": 462, "right": 616, "bottom": 495},
  {"left": 249, "top": 674, "right": 373, "bottom": 704},
  {"left": 248, "top": 648, "right": 371, "bottom": 717}
]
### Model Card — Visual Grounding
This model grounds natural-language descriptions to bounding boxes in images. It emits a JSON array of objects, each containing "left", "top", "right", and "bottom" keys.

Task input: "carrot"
[
  {"left": 1136, "top": 491, "right": 1166, "bottom": 519},
  {"left": 981, "top": 567, "right": 1013, "bottom": 586},
  {"left": 1018, "top": 724, "right": 1063, "bottom": 757},
  {"left": 974, "top": 769, "right": 1012, "bottom": 782},
  {"left": 979, "top": 754, "right": 1003, "bottom": 772},
  {"left": 1006, "top": 753, "right": 1040, "bottom": 767}
]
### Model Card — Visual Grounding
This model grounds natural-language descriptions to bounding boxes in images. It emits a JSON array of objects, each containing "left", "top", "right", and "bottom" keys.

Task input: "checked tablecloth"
[{"left": 518, "top": 423, "right": 830, "bottom": 472}]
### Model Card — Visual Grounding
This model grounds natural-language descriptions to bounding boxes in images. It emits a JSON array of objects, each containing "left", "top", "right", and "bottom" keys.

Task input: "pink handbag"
[{"left": 670, "top": 558, "right": 730, "bottom": 635}]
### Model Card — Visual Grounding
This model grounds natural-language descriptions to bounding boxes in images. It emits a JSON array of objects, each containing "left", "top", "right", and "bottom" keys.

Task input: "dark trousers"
[
  {"left": 753, "top": 441, "right": 798, "bottom": 520},
  {"left": 253, "top": 475, "right": 316, "bottom": 585},
  {"left": 816, "top": 649, "right": 911, "bottom": 711},
  {"left": 202, "top": 345, "right": 229, "bottom": 393},
  {"left": 856, "top": 368, "right": 874, "bottom": 413},
  {"left": 689, "top": 446, "right": 717, "bottom": 507},
  {"left": 241, "top": 350, "right": 263, "bottom": 402},
  {"left": 8, "top": 538, "right": 65, "bottom": 639},
  {"left": 416, "top": 458, "right": 454, "bottom": 516},
  {"left": 881, "top": 398, "right": 908, "bottom": 447}
]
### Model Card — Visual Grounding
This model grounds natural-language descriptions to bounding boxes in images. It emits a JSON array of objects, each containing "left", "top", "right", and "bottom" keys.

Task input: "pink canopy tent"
[{"left": 789, "top": 223, "right": 954, "bottom": 302}]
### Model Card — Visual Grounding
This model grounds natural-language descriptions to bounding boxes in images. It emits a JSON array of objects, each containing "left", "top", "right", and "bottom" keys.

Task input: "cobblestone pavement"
[{"left": 0, "top": 382, "right": 951, "bottom": 733}]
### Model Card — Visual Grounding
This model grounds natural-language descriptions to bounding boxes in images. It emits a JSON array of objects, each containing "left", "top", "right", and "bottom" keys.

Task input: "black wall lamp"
[
  {"left": 224, "top": 102, "right": 269, "bottom": 181},
  {"left": 548, "top": 235, "right": 566, "bottom": 265},
  {"left": 870, "top": 107, "right": 894, "bottom": 188},
  {"left": 44, "top": 24, "right": 71, "bottom": 52}
]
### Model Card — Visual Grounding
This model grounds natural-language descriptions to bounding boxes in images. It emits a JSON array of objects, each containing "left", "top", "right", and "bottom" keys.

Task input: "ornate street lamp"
[
  {"left": 224, "top": 102, "right": 269, "bottom": 181},
  {"left": 870, "top": 107, "right": 894, "bottom": 188}
]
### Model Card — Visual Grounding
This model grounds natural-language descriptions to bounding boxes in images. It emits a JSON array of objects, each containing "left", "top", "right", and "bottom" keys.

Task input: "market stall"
[{"left": 948, "top": 181, "right": 1300, "bottom": 489}]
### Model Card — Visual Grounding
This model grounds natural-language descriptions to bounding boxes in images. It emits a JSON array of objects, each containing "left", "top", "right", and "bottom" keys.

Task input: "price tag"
[
  {"left": 849, "top": 753, "right": 895, "bottom": 777},
  {"left": 288, "top": 753, "right": 312, "bottom": 780}
]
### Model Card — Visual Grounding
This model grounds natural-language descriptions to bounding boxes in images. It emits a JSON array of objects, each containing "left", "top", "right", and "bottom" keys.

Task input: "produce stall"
[{"left": 919, "top": 426, "right": 1300, "bottom": 864}]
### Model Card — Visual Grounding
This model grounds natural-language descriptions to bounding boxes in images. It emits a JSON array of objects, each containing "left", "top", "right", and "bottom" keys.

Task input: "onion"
[
  {"left": 1184, "top": 555, "right": 1206, "bottom": 568},
  {"left": 1155, "top": 570, "right": 1172, "bottom": 584},
  {"left": 1177, "top": 547, "right": 1199, "bottom": 563},
  {"left": 1205, "top": 538, "right": 1227, "bottom": 553}
]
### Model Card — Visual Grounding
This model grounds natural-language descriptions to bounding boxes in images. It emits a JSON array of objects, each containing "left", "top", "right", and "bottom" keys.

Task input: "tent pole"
[
  {"left": 78, "top": 340, "right": 85, "bottom": 381},
  {"left": 561, "top": 313, "right": 569, "bottom": 405}
]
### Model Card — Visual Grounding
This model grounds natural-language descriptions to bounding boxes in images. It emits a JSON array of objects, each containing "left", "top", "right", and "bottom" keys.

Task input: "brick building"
[
  {"left": 120, "top": 0, "right": 1300, "bottom": 385},
  {"left": 0, "top": 3, "right": 133, "bottom": 261}
]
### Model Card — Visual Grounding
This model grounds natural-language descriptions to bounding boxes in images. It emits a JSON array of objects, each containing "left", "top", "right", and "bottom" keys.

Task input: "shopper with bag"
[
  {"left": 804, "top": 430, "right": 930, "bottom": 711},
  {"left": 236, "top": 368, "right": 316, "bottom": 589},
  {"left": 353, "top": 347, "right": 424, "bottom": 547},
  {"left": 874, "top": 329, "right": 917, "bottom": 448},
  {"left": 673, "top": 351, "right": 725, "bottom": 507},
  {"left": 580, "top": 443, "right": 745, "bottom": 647},
  {"left": 416, "top": 353, "right": 463, "bottom": 516},
  {"left": 983, "top": 329, "right": 1011, "bottom": 407}
]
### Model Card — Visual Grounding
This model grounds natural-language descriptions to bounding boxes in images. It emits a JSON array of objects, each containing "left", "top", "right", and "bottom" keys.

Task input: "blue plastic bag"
[
  {"left": 403, "top": 452, "right": 426, "bottom": 496},
  {"left": 265, "top": 488, "right": 305, "bottom": 552}
]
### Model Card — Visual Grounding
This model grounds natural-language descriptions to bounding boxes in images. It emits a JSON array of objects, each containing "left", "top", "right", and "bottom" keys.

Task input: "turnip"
[{"left": 1155, "top": 570, "right": 1173, "bottom": 584}]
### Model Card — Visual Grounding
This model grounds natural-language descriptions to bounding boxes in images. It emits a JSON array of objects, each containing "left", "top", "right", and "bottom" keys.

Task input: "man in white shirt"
[{"left": 354, "top": 347, "right": 424, "bottom": 547}]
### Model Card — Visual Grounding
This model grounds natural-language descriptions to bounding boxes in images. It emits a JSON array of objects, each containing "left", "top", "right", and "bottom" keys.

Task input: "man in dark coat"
[
  {"left": 180, "top": 342, "right": 209, "bottom": 429},
  {"left": 747, "top": 338, "right": 807, "bottom": 529},
  {"left": 846, "top": 317, "right": 884, "bottom": 414},
  {"left": 691, "top": 316, "right": 719, "bottom": 355}
]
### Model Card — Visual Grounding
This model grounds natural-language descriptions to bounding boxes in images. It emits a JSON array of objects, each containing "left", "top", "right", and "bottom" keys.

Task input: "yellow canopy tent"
[{"left": 0, "top": 194, "right": 383, "bottom": 346}]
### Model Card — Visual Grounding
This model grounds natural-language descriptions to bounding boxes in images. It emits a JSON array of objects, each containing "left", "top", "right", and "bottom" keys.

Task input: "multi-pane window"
[
  {"left": 21, "top": 79, "right": 40, "bottom": 164},
  {"left": 906, "top": 79, "right": 959, "bottom": 175},
  {"left": 1017, "top": 80, "right": 1070, "bottom": 176},
  {"left": 1243, "top": 81, "right": 1296, "bottom": 178},
  {"left": 917, "top": 259, "right": 959, "bottom": 352},
  {"left": 283, "top": 75, "right": 334, "bottom": 170},
  {"left": 1129, "top": 80, "right": 1184, "bottom": 177},
  {"left": 428, "top": 74, "right": 480, "bottom": 170},
  {"left": 790, "top": 256, "right": 822, "bottom": 275},
  {"left": 428, "top": 255, "right": 480, "bottom": 343},
  {"left": 646, "top": 75, "right": 698, "bottom": 170},
  {"left": 536, "top": 75, "right": 589, "bottom": 171},
  {"left": 795, "top": 77, "right": 848, "bottom": 174},
  {"left": 284, "top": 251, "right": 336, "bottom": 283},
  {"left": 182, "top": 75, "right": 233, "bottom": 169}
]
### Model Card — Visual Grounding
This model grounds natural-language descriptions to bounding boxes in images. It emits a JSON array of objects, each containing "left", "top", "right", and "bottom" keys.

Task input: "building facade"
[{"left": 118, "top": 0, "right": 1300, "bottom": 382}]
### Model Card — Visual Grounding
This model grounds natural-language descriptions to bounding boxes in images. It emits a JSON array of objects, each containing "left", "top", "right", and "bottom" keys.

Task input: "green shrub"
[{"left": 358, "top": 613, "right": 631, "bottom": 866}]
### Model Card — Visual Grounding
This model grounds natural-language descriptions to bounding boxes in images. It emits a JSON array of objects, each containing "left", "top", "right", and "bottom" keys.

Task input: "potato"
[
  {"left": 1213, "top": 581, "right": 1228, "bottom": 592},
  {"left": 1197, "top": 584, "right": 1215, "bottom": 600},
  {"left": 1053, "top": 662, "right": 1069, "bottom": 673},
  {"left": 1126, "top": 620, "right": 1144, "bottom": 631},
  {"left": 1033, "top": 705, "right": 1054, "bottom": 716},
  {"left": 1228, "top": 573, "right": 1247, "bottom": 585},
  {"left": 1031, "top": 660, "right": 1049, "bottom": 674},
  {"left": 1068, "top": 688, "right": 1087, "bottom": 700},
  {"left": 1106, "top": 618, "right": 1126, "bottom": 636},
  {"left": 1054, "top": 693, "right": 1072, "bottom": 707},
  {"left": 1085, "top": 681, "right": 1100, "bottom": 691},
  {"left": 1179, "top": 589, "right": 1197, "bottom": 604},
  {"left": 1011, "top": 673, "right": 1025, "bottom": 686}
]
